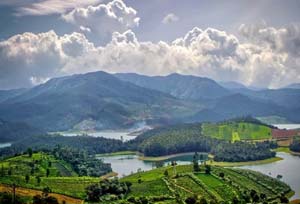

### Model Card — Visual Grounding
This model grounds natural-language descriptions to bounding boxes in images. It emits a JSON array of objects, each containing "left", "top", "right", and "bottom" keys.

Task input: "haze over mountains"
[{"left": 0, "top": 71, "right": 300, "bottom": 131}]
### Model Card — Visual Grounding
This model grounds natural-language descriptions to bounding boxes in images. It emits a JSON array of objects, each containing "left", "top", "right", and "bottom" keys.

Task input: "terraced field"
[{"left": 202, "top": 122, "right": 272, "bottom": 141}]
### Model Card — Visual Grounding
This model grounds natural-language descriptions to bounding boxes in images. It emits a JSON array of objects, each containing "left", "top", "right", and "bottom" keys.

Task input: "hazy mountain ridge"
[
  {"left": 0, "top": 71, "right": 300, "bottom": 132},
  {"left": 0, "top": 119, "right": 43, "bottom": 143},
  {"left": 0, "top": 71, "right": 199, "bottom": 131},
  {"left": 115, "top": 73, "right": 231, "bottom": 100}
]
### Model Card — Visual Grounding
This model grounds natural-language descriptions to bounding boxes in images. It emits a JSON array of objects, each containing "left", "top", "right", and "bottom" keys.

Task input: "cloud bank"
[
  {"left": 7, "top": 0, "right": 102, "bottom": 16},
  {"left": 0, "top": 24, "right": 299, "bottom": 89}
]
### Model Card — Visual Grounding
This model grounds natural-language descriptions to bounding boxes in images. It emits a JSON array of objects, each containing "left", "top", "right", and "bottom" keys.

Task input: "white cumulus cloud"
[
  {"left": 62, "top": 0, "right": 140, "bottom": 40},
  {"left": 0, "top": 30, "right": 95, "bottom": 89}
]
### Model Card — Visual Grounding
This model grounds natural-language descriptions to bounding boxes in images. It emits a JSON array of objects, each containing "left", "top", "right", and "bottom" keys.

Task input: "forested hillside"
[
  {"left": 136, "top": 120, "right": 276, "bottom": 161},
  {"left": 0, "top": 119, "right": 43, "bottom": 143}
]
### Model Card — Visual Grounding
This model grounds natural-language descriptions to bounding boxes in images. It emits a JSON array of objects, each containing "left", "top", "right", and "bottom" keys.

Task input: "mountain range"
[{"left": 0, "top": 71, "right": 299, "bottom": 132}]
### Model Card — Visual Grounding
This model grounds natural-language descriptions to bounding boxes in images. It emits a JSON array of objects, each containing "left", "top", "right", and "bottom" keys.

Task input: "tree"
[
  {"left": 193, "top": 152, "right": 200, "bottom": 172},
  {"left": 25, "top": 175, "right": 30, "bottom": 183},
  {"left": 185, "top": 196, "right": 197, "bottom": 204},
  {"left": 46, "top": 168, "right": 50, "bottom": 177},
  {"left": 164, "top": 169, "right": 169, "bottom": 177},
  {"left": 199, "top": 197, "right": 208, "bottom": 204},
  {"left": 48, "top": 161, "right": 52, "bottom": 167},
  {"left": 42, "top": 187, "right": 51, "bottom": 197},
  {"left": 7, "top": 168, "right": 12, "bottom": 176},
  {"left": 27, "top": 148, "right": 33, "bottom": 158},
  {"left": 36, "top": 176, "right": 41, "bottom": 185},
  {"left": 171, "top": 161, "right": 177, "bottom": 175},
  {"left": 31, "top": 168, "right": 34, "bottom": 175},
  {"left": 232, "top": 196, "right": 239, "bottom": 204},
  {"left": 280, "top": 195, "right": 289, "bottom": 203},
  {"left": 205, "top": 165, "right": 211, "bottom": 174}
]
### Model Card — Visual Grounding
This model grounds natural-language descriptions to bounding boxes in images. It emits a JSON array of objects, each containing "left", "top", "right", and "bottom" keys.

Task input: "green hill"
[
  {"left": 202, "top": 122, "right": 272, "bottom": 141},
  {"left": 0, "top": 152, "right": 103, "bottom": 199},
  {"left": 117, "top": 164, "right": 291, "bottom": 204},
  {"left": 135, "top": 121, "right": 275, "bottom": 161}
]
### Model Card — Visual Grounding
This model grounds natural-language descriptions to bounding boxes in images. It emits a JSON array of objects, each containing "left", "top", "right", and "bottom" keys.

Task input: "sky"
[{"left": 0, "top": 0, "right": 300, "bottom": 90}]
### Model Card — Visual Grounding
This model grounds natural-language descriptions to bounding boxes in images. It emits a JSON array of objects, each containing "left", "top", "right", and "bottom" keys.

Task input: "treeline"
[
  {"left": 212, "top": 141, "right": 276, "bottom": 162},
  {"left": 0, "top": 134, "right": 135, "bottom": 158},
  {"left": 290, "top": 137, "right": 300, "bottom": 152},
  {"left": 218, "top": 115, "right": 276, "bottom": 129}
]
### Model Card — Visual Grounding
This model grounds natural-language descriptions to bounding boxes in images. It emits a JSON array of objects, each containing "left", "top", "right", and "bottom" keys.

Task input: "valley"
[
  {"left": 1, "top": 2, "right": 299, "bottom": 203},
  {"left": 1, "top": 71, "right": 300, "bottom": 204}
]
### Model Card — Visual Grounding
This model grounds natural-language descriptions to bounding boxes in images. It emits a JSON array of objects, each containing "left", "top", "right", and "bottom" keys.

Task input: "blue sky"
[{"left": 0, "top": 0, "right": 300, "bottom": 89}]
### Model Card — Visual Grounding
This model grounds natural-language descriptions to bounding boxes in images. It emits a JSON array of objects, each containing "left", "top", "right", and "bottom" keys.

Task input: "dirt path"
[
  {"left": 0, "top": 184, "right": 84, "bottom": 204},
  {"left": 173, "top": 179, "right": 194, "bottom": 194}
]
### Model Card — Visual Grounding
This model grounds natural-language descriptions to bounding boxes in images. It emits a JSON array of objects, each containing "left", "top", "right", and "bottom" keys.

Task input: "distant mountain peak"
[{"left": 115, "top": 72, "right": 230, "bottom": 100}]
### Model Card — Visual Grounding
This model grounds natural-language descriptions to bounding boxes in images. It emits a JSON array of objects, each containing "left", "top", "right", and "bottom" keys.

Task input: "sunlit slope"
[{"left": 202, "top": 122, "right": 272, "bottom": 141}]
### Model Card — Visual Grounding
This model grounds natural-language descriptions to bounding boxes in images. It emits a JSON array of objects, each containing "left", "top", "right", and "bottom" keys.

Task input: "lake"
[
  {"left": 98, "top": 153, "right": 208, "bottom": 177},
  {"left": 54, "top": 131, "right": 137, "bottom": 141},
  {"left": 99, "top": 152, "right": 300, "bottom": 199},
  {"left": 238, "top": 152, "right": 300, "bottom": 200},
  {"left": 0, "top": 143, "right": 11, "bottom": 148},
  {"left": 273, "top": 124, "right": 300, "bottom": 130}
]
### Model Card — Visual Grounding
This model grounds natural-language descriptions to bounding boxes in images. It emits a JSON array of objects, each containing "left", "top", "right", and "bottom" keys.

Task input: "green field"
[{"left": 202, "top": 122, "right": 272, "bottom": 141}]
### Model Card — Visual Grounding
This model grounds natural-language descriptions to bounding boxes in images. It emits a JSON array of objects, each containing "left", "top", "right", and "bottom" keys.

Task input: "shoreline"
[
  {"left": 99, "top": 151, "right": 284, "bottom": 167},
  {"left": 138, "top": 152, "right": 197, "bottom": 161},
  {"left": 208, "top": 156, "right": 283, "bottom": 167},
  {"left": 274, "top": 147, "right": 300, "bottom": 156}
]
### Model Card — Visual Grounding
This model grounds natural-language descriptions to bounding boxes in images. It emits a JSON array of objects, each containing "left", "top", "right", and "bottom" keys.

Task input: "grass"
[
  {"left": 202, "top": 122, "right": 272, "bottom": 141},
  {"left": 274, "top": 147, "right": 292, "bottom": 153},
  {"left": 195, "top": 173, "right": 236, "bottom": 201}
]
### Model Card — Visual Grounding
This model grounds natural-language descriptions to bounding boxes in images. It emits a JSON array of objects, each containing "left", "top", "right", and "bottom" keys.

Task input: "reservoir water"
[
  {"left": 98, "top": 153, "right": 207, "bottom": 177},
  {"left": 273, "top": 124, "right": 300, "bottom": 130},
  {"left": 0, "top": 143, "right": 11, "bottom": 148},
  {"left": 238, "top": 152, "right": 300, "bottom": 200},
  {"left": 54, "top": 131, "right": 137, "bottom": 141}
]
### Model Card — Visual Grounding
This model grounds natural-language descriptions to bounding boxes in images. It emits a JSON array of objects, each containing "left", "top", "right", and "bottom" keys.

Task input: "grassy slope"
[
  {"left": 0, "top": 153, "right": 99, "bottom": 199},
  {"left": 202, "top": 122, "right": 272, "bottom": 141},
  {"left": 120, "top": 164, "right": 291, "bottom": 203}
]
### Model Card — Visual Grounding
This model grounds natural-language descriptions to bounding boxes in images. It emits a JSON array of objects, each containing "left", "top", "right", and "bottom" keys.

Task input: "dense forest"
[{"left": 212, "top": 141, "right": 276, "bottom": 162}]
